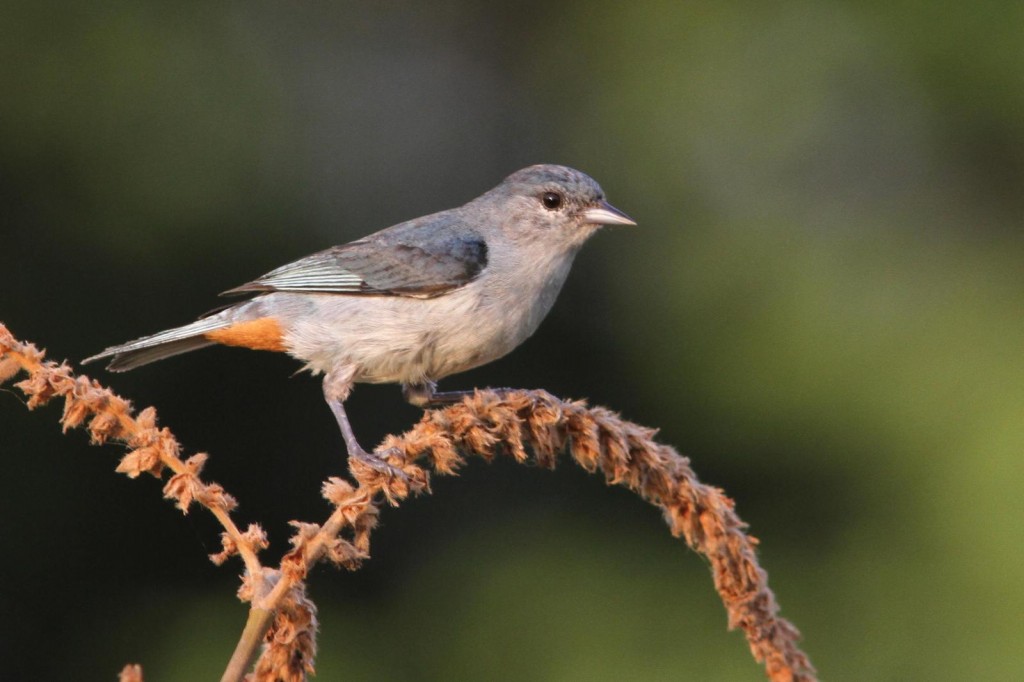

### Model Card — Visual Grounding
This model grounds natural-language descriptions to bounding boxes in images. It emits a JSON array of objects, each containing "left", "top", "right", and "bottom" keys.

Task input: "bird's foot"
[
  {"left": 427, "top": 386, "right": 518, "bottom": 405},
  {"left": 349, "top": 446, "right": 409, "bottom": 482},
  {"left": 404, "top": 382, "right": 518, "bottom": 408}
]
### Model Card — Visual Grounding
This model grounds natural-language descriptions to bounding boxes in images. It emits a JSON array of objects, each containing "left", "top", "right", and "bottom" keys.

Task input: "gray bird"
[{"left": 85, "top": 164, "right": 635, "bottom": 474}]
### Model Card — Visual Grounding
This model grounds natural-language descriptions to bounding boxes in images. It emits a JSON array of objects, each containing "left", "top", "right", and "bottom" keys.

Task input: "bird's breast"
[{"left": 272, "top": 248, "right": 577, "bottom": 384}]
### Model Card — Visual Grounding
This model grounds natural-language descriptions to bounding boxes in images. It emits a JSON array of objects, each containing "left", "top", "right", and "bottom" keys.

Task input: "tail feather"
[
  {"left": 83, "top": 317, "right": 232, "bottom": 372},
  {"left": 102, "top": 337, "right": 217, "bottom": 371}
]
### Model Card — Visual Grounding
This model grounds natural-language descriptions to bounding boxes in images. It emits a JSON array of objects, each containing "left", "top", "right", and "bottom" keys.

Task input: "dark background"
[{"left": 3, "top": 3, "right": 1023, "bottom": 680}]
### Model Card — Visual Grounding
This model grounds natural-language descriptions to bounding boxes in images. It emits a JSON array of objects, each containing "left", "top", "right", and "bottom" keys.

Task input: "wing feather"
[{"left": 221, "top": 231, "right": 488, "bottom": 299}]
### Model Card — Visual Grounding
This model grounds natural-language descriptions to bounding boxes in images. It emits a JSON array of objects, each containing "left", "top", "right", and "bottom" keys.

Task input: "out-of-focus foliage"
[{"left": 2, "top": 2, "right": 1022, "bottom": 680}]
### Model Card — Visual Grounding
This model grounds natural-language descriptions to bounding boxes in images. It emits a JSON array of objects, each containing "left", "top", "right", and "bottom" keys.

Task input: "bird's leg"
[
  {"left": 403, "top": 381, "right": 515, "bottom": 408},
  {"left": 323, "top": 370, "right": 406, "bottom": 479}
]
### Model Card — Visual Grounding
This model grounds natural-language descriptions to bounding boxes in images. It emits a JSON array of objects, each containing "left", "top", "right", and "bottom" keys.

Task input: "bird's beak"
[{"left": 582, "top": 200, "right": 637, "bottom": 226}]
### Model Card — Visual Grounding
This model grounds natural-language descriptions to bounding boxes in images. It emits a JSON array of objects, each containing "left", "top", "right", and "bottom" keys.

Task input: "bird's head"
[{"left": 476, "top": 164, "right": 635, "bottom": 251}]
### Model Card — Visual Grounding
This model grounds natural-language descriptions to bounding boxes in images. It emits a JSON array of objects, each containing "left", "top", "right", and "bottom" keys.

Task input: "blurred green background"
[{"left": 3, "top": 2, "right": 1023, "bottom": 680}]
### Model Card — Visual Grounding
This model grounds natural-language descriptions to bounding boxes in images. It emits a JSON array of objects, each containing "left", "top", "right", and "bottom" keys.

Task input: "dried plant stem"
[
  {"left": 0, "top": 324, "right": 270, "bottom": 580},
  {"left": 1, "top": 322, "right": 816, "bottom": 682},
  {"left": 221, "top": 607, "right": 274, "bottom": 682}
]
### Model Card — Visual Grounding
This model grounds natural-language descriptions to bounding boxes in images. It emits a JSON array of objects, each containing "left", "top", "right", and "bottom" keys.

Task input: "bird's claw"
[{"left": 350, "top": 446, "right": 409, "bottom": 482}]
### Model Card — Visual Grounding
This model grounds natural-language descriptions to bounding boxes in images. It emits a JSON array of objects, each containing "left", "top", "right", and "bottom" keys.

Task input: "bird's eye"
[{"left": 541, "top": 191, "right": 563, "bottom": 210}]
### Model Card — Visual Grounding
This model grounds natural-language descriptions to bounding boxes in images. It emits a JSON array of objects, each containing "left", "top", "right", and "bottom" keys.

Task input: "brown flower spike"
[{"left": 0, "top": 322, "right": 815, "bottom": 682}]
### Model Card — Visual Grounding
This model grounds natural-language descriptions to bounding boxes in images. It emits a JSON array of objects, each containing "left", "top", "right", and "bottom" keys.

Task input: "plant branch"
[
  {"left": 1, "top": 322, "right": 816, "bottom": 682},
  {"left": 221, "top": 607, "right": 274, "bottom": 682},
  {"left": 0, "top": 323, "right": 272, "bottom": 619}
]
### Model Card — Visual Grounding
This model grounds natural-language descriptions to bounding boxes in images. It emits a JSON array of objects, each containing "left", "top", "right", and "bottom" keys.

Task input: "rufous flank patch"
[{"left": 205, "top": 318, "right": 287, "bottom": 352}]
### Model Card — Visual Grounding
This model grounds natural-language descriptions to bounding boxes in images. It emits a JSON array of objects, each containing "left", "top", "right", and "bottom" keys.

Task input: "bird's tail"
[{"left": 83, "top": 316, "right": 233, "bottom": 372}]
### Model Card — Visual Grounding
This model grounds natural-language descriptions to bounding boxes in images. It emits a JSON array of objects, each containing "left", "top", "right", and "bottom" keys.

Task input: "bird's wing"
[{"left": 221, "top": 233, "right": 488, "bottom": 299}]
